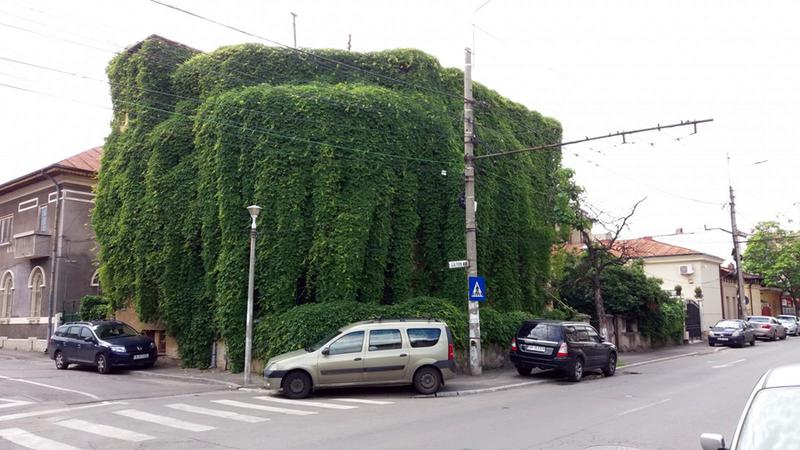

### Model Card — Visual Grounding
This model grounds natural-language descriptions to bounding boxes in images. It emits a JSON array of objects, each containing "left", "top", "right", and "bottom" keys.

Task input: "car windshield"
[
  {"left": 305, "top": 330, "right": 341, "bottom": 352},
  {"left": 715, "top": 321, "right": 741, "bottom": 328},
  {"left": 777, "top": 316, "right": 795, "bottom": 322},
  {"left": 93, "top": 323, "right": 140, "bottom": 339},
  {"left": 736, "top": 387, "right": 800, "bottom": 449},
  {"left": 749, "top": 317, "right": 769, "bottom": 323}
]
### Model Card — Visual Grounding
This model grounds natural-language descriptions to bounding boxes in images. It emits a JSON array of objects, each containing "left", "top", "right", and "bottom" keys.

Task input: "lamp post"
[{"left": 244, "top": 204, "right": 261, "bottom": 385}]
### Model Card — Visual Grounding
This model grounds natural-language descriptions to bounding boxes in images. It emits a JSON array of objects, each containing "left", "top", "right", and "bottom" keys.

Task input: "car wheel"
[
  {"left": 96, "top": 354, "right": 111, "bottom": 374},
  {"left": 54, "top": 351, "right": 68, "bottom": 370},
  {"left": 282, "top": 371, "right": 313, "bottom": 399},
  {"left": 567, "top": 357, "right": 584, "bottom": 382},
  {"left": 708, "top": 341, "right": 715, "bottom": 347},
  {"left": 771, "top": 332, "right": 777, "bottom": 341},
  {"left": 602, "top": 352, "right": 617, "bottom": 377},
  {"left": 413, "top": 366, "right": 442, "bottom": 395},
  {"left": 780, "top": 333, "right": 787, "bottom": 340},
  {"left": 750, "top": 337, "right": 756, "bottom": 346},
  {"left": 516, "top": 366, "right": 532, "bottom": 376},
  {"left": 143, "top": 360, "right": 156, "bottom": 369}
]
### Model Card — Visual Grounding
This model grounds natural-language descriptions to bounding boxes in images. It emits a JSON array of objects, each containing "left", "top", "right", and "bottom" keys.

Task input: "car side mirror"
[
  {"left": 598, "top": 336, "right": 605, "bottom": 342},
  {"left": 83, "top": 336, "right": 94, "bottom": 343},
  {"left": 321, "top": 347, "right": 330, "bottom": 356},
  {"left": 700, "top": 433, "right": 727, "bottom": 450},
  {"left": 709, "top": 326, "right": 713, "bottom": 329}
]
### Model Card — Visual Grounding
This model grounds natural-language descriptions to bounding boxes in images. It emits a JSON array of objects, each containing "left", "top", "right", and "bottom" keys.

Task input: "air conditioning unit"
[{"left": 679, "top": 264, "right": 695, "bottom": 275}]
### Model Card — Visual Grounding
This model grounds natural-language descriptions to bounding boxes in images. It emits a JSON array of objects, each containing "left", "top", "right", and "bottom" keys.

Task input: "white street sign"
[{"left": 448, "top": 260, "right": 469, "bottom": 269}]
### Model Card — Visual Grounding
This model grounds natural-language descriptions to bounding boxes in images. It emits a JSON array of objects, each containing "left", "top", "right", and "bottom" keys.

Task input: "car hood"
[
  {"left": 267, "top": 349, "right": 309, "bottom": 366},
  {"left": 99, "top": 335, "right": 153, "bottom": 346}
]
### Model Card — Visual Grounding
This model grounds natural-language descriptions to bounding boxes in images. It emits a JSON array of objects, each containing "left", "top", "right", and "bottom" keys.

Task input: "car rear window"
[
  {"left": 407, "top": 328, "right": 441, "bottom": 348},
  {"left": 749, "top": 317, "right": 769, "bottom": 323},
  {"left": 518, "top": 322, "right": 562, "bottom": 341}
]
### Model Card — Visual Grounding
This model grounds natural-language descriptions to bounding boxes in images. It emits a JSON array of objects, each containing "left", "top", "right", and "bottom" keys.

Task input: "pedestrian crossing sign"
[{"left": 468, "top": 276, "right": 486, "bottom": 302}]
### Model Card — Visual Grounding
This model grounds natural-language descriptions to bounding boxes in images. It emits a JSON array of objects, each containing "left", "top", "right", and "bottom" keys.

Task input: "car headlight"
[
  {"left": 150, "top": 342, "right": 156, "bottom": 349},
  {"left": 266, "top": 363, "right": 277, "bottom": 372},
  {"left": 110, "top": 345, "right": 126, "bottom": 353},
  {"left": 732, "top": 331, "right": 741, "bottom": 337},
  {"left": 709, "top": 332, "right": 715, "bottom": 337}
]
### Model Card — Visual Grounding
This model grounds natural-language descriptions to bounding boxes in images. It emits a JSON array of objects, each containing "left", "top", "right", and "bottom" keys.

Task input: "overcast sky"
[{"left": 1, "top": 0, "right": 797, "bottom": 261}]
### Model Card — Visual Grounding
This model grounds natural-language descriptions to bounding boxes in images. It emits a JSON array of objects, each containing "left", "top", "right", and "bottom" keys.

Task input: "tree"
[{"left": 743, "top": 221, "right": 800, "bottom": 300}]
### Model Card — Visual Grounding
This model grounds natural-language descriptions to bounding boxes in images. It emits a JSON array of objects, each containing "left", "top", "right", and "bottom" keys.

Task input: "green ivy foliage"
[
  {"left": 95, "top": 36, "right": 563, "bottom": 371},
  {"left": 79, "top": 295, "right": 110, "bottom": 321}
]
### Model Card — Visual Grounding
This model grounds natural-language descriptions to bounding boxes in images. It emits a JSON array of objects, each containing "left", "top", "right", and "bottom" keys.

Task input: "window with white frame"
[
  {"left": 29, "top": 267, "right": 45, "bottom": 318},
  {"left": 0, "top": 215, "right": 12, "bottom": 244},
  {"left": 38, "top": 206, "right": 48, "bottom": 232},
  {"left": 0, "top": 272, "right": 12, "bottom": 318}
]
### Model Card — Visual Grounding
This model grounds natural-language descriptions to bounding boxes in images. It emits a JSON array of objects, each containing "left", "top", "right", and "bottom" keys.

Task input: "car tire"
[
  {"left": 602, "top": 352, "right": 617, "bottom": 377},
  {"left": 708, "top": 342, "right": 715, "bottom": 347},
  {"left": 54, "top": 351, "right": 68, "bottom": 370},
  {"left": 516, "top": 366, "right": 532, "bottom": 376},
  {"left": 771, "top": 332, "right": 777, "bottom": 341},
  {"left": 750, "top": 337, "right": 756, "bottom": 346},
  {"left": 566, "top": 357, "right": 584, "bottom": 382},
  {"left": 96, "top": 354, "right": 111, "bottom": 374},
  {"left": 282, "top": 371, "right": 313, "bottom": 399},
  {"left": 780, "top": 333, "right": 787, "bottom": 340},
  {"left": 413, "top": 366, "right": 442, "bottom": 395},
  {"left": 143, "top": 360, "right": 156, "bottom": 369}
]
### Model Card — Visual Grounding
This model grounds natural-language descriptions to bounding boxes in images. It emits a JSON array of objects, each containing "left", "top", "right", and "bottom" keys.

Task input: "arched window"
[
  {"left": 28, "top": 267, "right": 45, "bottom": 318},
  {"left": 0, "top": 271, "right": 12, "bottom": 318}
]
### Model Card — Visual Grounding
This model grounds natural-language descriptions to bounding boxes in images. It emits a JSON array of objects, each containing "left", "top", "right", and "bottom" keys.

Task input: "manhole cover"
[{"left": 584, "top": 446, "right": 644, "bottom": 450}]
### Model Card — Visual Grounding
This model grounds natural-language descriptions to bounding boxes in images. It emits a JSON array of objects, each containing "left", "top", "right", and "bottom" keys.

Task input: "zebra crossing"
[{"left": 0, "top": 395, "right": 395, "bottom": 449}]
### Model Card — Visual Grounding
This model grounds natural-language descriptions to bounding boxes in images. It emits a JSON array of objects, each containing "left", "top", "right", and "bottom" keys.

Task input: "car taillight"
[
  {"left": 556, "top": 342, "right": 569, "bottom": 358},
  {"left": 510, "top": 337, "right": 517, "bottom": 352},
  {"left": 762, "top": 324, "right": 772, "bottom": 329},
  {"left": 448, "top": 343, "right": 454, "bottom": 361}
]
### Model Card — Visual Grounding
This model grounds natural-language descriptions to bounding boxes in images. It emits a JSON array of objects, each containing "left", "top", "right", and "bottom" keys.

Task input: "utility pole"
[
  {"left": 729, "top": 185, "right": 749, "bottom": 318},
  {"left": 464, "top": 47, "right": 481, "bottom": 376},
  {"left": 291, "top": 12, "right": 297, "bottom": 48},
  {"left": 347, "top": 34, "right": 352, "bottom": 51}
]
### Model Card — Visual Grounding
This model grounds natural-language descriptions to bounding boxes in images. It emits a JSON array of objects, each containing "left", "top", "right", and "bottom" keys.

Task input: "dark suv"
[
  {"left": 510, "top": 320, "right": 617, "bottom": 382},
  {"left": 49, "top": 321, "right": 157, "bottom": 374}
]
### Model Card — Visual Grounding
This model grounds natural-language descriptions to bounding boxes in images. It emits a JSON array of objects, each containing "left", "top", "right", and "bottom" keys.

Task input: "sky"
[{"left": 1, "top": 0, "right": 798, "bottom": 262}]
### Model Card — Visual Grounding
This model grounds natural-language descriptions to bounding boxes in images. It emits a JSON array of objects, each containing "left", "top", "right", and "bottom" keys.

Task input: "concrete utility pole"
[
  {"left": 464, "top": 48, "right": 482, "bottom": 376},
  {"left": 728, "top": 185, "right": 749, "bottom": 318},
  {"left": 291, "top": 12, "right": 298, "bottom": 48},
  {"left": 347, "top": 34, "right": 352, "bottom": 51}
]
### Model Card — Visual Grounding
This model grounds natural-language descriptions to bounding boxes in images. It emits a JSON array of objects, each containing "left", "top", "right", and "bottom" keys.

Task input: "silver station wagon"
[{"left": 263, "top": 319, "right": 456, "bottom": 398}]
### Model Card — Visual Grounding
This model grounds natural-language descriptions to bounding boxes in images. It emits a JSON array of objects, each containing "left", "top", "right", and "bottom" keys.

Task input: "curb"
[
  {"left": 128, "top": 370, "right": 242, "bottom": 389},
  {"left": 418, "top": 379, "right": 549, "bottom": 398},
  {"left": 621, "top": 346, "right": 727, "bottom": 369}
]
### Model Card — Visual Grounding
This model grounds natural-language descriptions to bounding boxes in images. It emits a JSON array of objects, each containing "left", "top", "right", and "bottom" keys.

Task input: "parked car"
[
  {"left": 509, "top": 320, "right": 617, "bottom": 382},
  {"left": 747, "top": 316, "right": 787, "bottom": 341},
  {"left": 49, "top": 321, "right": 157, "bottom": 374},
  {"left": 701, "top": 363, "right": 800, "bottom": 450},
  {"left": 263, "top": 319, "right": 455, "bottom": 398},
  {"left": 776, "top": 315, "right": 799, "bottom": 336},
  {"left": 709, "top": 319, "right": 756, "bottom": 348}
]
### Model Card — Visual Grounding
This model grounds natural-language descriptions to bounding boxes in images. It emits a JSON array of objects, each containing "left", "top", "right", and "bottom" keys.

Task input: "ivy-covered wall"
[{"left": 94, "top": 35, "right": 563, "bottom": 371}]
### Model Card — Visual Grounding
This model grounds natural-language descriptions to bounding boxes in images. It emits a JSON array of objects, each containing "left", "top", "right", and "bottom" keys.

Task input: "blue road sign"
[{"left": 468, "top": 276, "right": 486, "bottom": 302}]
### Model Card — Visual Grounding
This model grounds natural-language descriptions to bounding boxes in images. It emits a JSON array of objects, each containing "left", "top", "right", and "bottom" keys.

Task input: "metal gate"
[{"left": 686, "top": 301, "right": 702, "bottom": 339}]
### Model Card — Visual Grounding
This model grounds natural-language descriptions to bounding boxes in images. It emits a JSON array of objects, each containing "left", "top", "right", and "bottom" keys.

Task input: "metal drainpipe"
[{"left": 43, "top": 171, "right": 61, "bottom": 350}]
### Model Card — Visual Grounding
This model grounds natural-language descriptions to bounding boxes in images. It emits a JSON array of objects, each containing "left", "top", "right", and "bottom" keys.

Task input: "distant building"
[{"left": 0, "top": 147, "right": 101, "bottom": 351}]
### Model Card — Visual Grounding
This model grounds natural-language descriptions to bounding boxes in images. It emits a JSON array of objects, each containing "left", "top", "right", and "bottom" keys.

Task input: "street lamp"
[{"left": 244, "top": 204, "right": 261, "bottom": 385}]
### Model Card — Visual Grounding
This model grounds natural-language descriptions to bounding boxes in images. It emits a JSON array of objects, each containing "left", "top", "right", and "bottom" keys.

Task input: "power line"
[
  {"left": 148, "top": 0, "right": 469, "bottom": 103},
  {"left": 0, "top": 21, "right": 118, "bottom": 54}
]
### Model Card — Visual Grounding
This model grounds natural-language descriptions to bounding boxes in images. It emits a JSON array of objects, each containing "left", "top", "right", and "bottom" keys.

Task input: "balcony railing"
[{"left": 14, "top": 231, "right": 51, "bottom": 260}]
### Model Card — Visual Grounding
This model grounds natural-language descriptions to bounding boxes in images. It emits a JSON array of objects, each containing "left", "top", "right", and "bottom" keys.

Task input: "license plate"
[
  {"left": 133, "top": 354, "right": 149, "bottom": 360},
  {"left": 717, "top": 337, "right": 728, "bottom": 341},
  {"left": 524, "top": 345, "right": 547, "bottom": 353}
]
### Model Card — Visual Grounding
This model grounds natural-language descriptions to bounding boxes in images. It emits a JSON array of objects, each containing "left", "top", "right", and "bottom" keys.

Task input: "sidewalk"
[{"left": 129, "top": 342, "right": 721, "bottom": 396}]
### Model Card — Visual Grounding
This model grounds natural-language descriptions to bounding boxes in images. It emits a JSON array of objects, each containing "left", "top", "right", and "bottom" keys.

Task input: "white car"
[
  {"left": 701, "top": 364, "right": 800, "bottom": 450},
  {"left": 776, "top": 315, "right": 799, "bottom": 336}
]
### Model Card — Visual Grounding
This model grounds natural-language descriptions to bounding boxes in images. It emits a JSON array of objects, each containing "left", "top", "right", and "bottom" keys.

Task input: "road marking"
[
  {"left": 712, "top": 358, "right": 746, "bottom": 369},
  {"left": 0, "top": 427, "right": 80, "bottom": 450},
  {"left": 0, "top": 375, "right": 100, "bottom": 400},
  {"left": 616, "top": 398, "right": 671, "bottom": 417},
  {"left": 622, "top": 352, "right": 700, "bottom": 369},
  {"left": 332, "top": 398, "right": 394, "bottom": 405},
  {"left": 0, "top": 399, "right": 34, "bottom": 409},
  {"left": 0, "top": 401, "right": 120, "bottom": 422},
  {"left": 166, "top": 403, "right": 269, "bottom": 423},
  {"left": 55, "top": 418, "right": 154, "bottom": 442},
  {"left": 253, "top": 396, "right": 358, "bottom": 409},
  {"left": 113, "top": 409, "right": 215, "bottom": 432},
  {"left": 212, "top": 400, "right": 318, "bottom": 416}
]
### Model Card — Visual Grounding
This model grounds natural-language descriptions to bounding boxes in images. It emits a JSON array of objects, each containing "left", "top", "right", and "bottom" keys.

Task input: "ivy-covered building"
[
  {"left": 94, "top": 35, "right": 564, "bottom": 370},
  {"left": 0, "top": 147, "right": 102, "bottom": 351}
]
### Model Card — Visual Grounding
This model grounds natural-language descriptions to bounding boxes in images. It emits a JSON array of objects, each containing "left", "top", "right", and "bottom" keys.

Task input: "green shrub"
[
  {"left": 640, "top": 298, "right": 686, "bottom": 342},
  {"left": 79, "top": 295, "right": 110, "bottom": 321}
]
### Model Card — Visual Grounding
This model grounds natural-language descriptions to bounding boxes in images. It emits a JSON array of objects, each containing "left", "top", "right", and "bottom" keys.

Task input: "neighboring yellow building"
[
  {"left": 720, "top": 265, "right": 789, "bottom": 317},
  {"left": 115, "top": 301, "right": 179, "bottom": 358}
]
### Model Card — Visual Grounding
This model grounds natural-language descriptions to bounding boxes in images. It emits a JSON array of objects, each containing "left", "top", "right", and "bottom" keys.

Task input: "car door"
[
  {"left": 362, "top": 328, "right": 409, "bottom": 384},
  {"left": 568, "top": 326, "right": 595, "bottom": 366},
  {"left": 316, "top": 331, "right": 365, "bottom": 386},
  {"left": 583, "top": 326, "right": 606, "bottom": 367},
  {"left": 76, "top": 326, "right": 97, "bottom": 363},
  {"left": 773, "top": 318, "right": 786, "bottom": 337},
  {"left": 62, "top": 326, "right": 81, "bottom": 361}
]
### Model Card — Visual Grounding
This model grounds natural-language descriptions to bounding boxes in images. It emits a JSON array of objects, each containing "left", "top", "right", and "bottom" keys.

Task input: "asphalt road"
[{"left": 1, "top": 336, "right": 798, "bottom": 449}]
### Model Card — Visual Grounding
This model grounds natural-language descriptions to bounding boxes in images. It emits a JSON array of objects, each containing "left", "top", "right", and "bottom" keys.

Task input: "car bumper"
[
  {"left": 752, "top": 329, "right": 773, "bottom": 338},
  {"left": 510, "top": 352, "right": 573, "bottom": 370},
  {"left": 108, "top": 351, "right": 158, "bottom": 367},
  {"left": 709, "top": 336, "right": 745, "bottom": 346}
]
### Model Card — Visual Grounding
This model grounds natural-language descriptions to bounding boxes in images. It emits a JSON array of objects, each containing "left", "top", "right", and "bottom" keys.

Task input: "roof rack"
[{"left": 365, "top": 317, "right": 442, "bottom": 323}]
